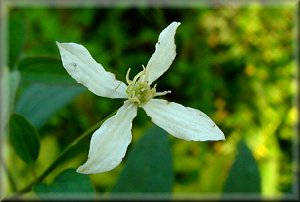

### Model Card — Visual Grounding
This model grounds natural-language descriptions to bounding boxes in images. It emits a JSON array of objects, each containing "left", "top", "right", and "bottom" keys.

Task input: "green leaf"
[
  {"left": 1, "top": 69, "right": 21, "bottom": 136},
  {"left": 17, "top": 56, "right": 77, "bottom": 84},
  {"left": 9, "top": 114, "right": 40, "bottom": 164},
  {"left": 8, "top": 71, "right": 21, "bottom": 111},
  {"left": 9, "top": 11, "right": 26, "bottom": 68},
  {"left": 33, "top": 168, "right": 95, "bottom": 199},
  {"left": 16, "top": 83, "right": 85, "bottom": 128},
  {"left": 112, "top": 125, "right": 173, "bottom": 193},
  {"left": 223, "top": 140, "right": 261, "bottom": 193}
]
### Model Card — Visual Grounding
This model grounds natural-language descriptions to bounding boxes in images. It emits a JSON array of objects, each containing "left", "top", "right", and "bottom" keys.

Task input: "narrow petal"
[
  {"left": 143, "top": 99, "right": 225, "bottom": 141},
  {"left": 145, "top": 22, "right": 181, "bottom": 84},
  {"left": 56, "top": 42, "right": 127, "bottom": 99},
  {"left": 77, "top": 101, "right": 137, "bottom": 174}
]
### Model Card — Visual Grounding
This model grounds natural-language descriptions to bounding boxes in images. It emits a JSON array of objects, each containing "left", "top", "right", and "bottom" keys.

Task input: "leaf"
[
  {"left": 222, "top": 140, "right": 261, "bottom": 193},
  {"left": 1, "top": 68, "right": 21, "bottom": 136},
  {"left": 112, "top": 125, "right": 173, "bottom": 193},
  {"left": 9, "top": 114, "right": 40, "bottom": 164},
  {"left": 33, "top": 168, "right": 95, "bottom": 199},
  {"left": 15, "top": 83, "right": 85, "bottom": 128},
  {"left": 18, "top": 56, "right": 77, "bottom": 84},
  {"left": 8, "top": 71, "right": 21, "bottom": 111},
  {"left": 9, "top": 11, "right": 26, "bottom": 68}
]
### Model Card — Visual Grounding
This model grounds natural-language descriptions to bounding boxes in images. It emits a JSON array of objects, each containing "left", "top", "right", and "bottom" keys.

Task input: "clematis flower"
[{"left": 56, "top": 21, "right": 225, "bottom": 174}]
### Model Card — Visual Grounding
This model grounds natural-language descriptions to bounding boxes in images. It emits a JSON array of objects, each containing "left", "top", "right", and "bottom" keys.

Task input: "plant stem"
[
  {"left": 0, "top": 156, "right": 17, "bottom": 192},
  {"left": 15, "top": 110, "right": 116, "bottom": 195}
]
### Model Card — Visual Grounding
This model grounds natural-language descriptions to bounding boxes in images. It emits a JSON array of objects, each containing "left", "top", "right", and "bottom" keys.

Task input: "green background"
[{"left": 2, "top": 2, "right": 297, "bottom": 200}]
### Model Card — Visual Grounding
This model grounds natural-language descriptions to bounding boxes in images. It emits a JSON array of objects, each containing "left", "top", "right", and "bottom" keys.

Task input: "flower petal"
[
  {"left": 56, "top": 42, "right": 127, "bottom": 99},
  {"left": 143, "top": 99, "right": 225, "bottom": 141},
  {"left": 145, "top": 22, "right": 181, "bottom": 84},
  {"left": 77, "top": 101, "right": 137, "bottom": 174}
]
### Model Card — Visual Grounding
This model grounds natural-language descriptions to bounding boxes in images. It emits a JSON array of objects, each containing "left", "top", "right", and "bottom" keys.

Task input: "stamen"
[
  {"left": 126, "top": 68, "right": 132, "bottom": 84},
  {"left": 155, "top": 90, "right": 171, "bottom": 97},
  {"left": 129, "top": 97, "right": 141, "bottom": 105},
  {"left": 141, "top": 65, "right": 148, "bottom": 82},
  {"left": 126, "top": 66, "right": 170, "bottom": 106},
  {"left": 132, "top": 70, "right": 145, "bottom": 83}
]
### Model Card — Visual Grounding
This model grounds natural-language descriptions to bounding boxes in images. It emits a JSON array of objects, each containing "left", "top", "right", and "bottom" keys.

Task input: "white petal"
[
  {"left": 143, "top": 99, "right": 225, "bottom": 141},
  {"left": 77, "top": 101, "right": 137, "bottom": 174},
  {"left": 56, "top": 42, "right": 127, "bottom": 99},
  {"left": 145, "top": 22, "right": 181, "bottom": 84}
]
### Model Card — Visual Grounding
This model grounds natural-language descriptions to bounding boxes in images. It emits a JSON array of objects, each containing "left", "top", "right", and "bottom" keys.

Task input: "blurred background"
[{"left": 2, "top": 2, "right": 298, "bottom": 200}]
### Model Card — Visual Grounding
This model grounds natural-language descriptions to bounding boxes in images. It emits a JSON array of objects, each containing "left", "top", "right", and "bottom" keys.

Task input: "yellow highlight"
[
  {"left": 254, "top": 144, "right": 268, "bottom": 159},
  {"left": 244, "top": 64, "right": 256, "bottom": 76}
]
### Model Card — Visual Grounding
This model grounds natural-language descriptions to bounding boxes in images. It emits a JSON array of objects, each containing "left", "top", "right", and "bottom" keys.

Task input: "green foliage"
[
  {"left": 3, "top": 4, "right": 296, "bottom": 200},
  {"left": 15, "top": 83, "right": 85, "bottom": 128},
  {"left": 14, "top": 55, "right": 85, "bottom": 128},
  {"left": 112, "top": 126, "right": 173, "bottom": 193},
  {"left": 2, "top": 69, "right": 21, "bottom": 128},
  {"left": 18, "top": 56, "right": 76, "bottom": 84},
  {"left": 9, "top": 11, "right": 26, "bottom": 68},
  {"left": 9, "top": 114, "right": 40, "bottom": 164},
  {"left": 33, "top": 169, "right": 95, "bottom": 199},
  {"left": 223, "top": 140, "right": 261, "bottom": 193}
]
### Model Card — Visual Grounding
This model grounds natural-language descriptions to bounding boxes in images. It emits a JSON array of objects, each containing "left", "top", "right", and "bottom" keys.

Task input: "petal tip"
[
  {"left": 76, "top": 165, "right": 87, "bottom": 174},
  {"left": 171, "top": 21, "right": 181, "bottom": 27},
  {"left": 55, "top": 41, "right": 61, "bottom": 47},
  {"left": 215, "top": 130, "right": 226, "bottom": 141}
]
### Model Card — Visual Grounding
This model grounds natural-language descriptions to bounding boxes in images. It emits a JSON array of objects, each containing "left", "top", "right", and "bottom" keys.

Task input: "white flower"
[{"left": 56, "top": 22, "right": 225, "bottom": 174}]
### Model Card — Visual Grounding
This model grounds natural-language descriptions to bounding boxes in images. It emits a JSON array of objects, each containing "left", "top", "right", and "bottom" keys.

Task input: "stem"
[
  {"left": 29, "top": 163, "right": 37, "bottom": 180},
  {"left": 0, "top": 157, "right": 17, "bottom": 192},
  {"left": 17, "top": 110, "right": 117, "bottom": 194}
]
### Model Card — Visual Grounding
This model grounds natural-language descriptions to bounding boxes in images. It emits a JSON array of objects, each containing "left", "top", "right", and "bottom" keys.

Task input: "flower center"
[
  {"left": 125, "top": 66, "right": 172, "bottom": 106},
  {"left": 125, "top": 68, "right": 156, "bottom": 106}
]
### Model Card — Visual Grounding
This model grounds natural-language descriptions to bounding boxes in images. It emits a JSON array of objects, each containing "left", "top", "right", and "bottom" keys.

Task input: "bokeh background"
[{"left": 2, "top": 2, "right": 298, "bottom": 200}]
